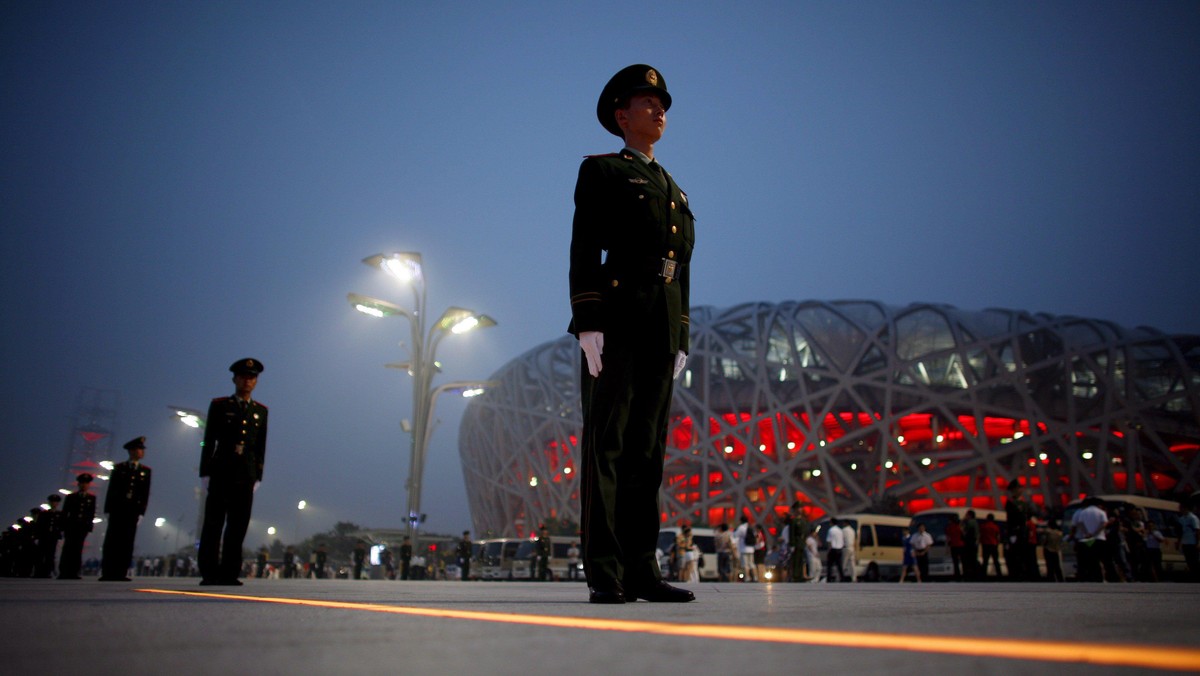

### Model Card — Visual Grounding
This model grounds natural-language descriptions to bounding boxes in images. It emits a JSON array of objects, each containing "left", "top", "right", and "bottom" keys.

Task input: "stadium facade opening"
[{"left": 459, "top": 301, "right": 1199, "bottom": 536}]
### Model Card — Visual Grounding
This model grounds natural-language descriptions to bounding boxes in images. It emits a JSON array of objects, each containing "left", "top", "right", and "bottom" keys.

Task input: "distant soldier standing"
[
  {"left": 536, "top": 525, "right": 552, "bottom": 581},
  {"left": 399, "top": 536, "right": 413, "bottom": 580},
  {"left": 32, "top": 494, "right": 63, "bottom": 578},
  {"left": 100, "top": 436, "right": 152, "bottom": 581},
  {"left": 199, "top": 358, "right": 269, "bottom": 585},
  {"left": 455, "top": 531, "right": 472, "bottom": 581},
  {"left": 58, "top": 473, "right": 96, "bottom": 579}
]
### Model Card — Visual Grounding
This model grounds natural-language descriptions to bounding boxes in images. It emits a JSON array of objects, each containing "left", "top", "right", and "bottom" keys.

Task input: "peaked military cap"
[
  {"left": 123, "top": 436, "right": 147, "bottom": 451},
  {"left": 229, "top": 358, "right": 264, "bottom": 375},
  {"left": 597, "top": 64, "right": 671, "bottom": 137},
  {"left": 47, "top": 494, "right": 62, "bottom": 503},
  {"left": 76, "top": 473, "right": 94, "bottom": 484}
]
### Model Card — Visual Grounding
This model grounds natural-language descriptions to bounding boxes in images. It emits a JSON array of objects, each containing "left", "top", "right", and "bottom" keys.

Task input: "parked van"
[
  {"left": 811, "top": 513, "right": 910, "bottom": 581},
  {"left": 1061, "top": 494, "right": 1185, "bottom": 579},
  {"left": 511, "top": 538, "right": 584, "bottom": 581},
  {"left": 479, "top": 538, "right": 523, "bottom": 580},
  {"left": 656, "top": 527, "right": 719, "bottom": 581}
]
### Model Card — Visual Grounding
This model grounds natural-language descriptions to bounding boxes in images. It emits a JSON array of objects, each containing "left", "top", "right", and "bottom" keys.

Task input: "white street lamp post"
[{"left": 349, "top": 252, "right": 496, "bottom": 544}]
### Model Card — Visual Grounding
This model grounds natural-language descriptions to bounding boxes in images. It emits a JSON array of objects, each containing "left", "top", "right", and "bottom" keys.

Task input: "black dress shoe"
[
  {"left": 199, "top": 578, "right": 219, "bottom": 586},
  {"left": 625, "top": 580, "right": 695, "bottom": 603},
  {"left": 588, "top": 583, "right": 626, "bottom": 604}
]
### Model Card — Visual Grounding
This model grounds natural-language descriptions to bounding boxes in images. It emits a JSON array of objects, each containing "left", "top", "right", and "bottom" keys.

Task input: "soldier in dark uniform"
[
  {"left": 16, "top": 508, "right": 42, "bottom": 577},
  {"left": 283, "top": 546, "right": 297, "bottom": 579},
  {"left": 314, "top": 543, "right": 327, "bottom": 579},
  {"left": 100, "top": 436, "right": 153, "bottom": 581},
  {"left": 352, "top": 541, "right": 366, "bottom": 580},
  {"left": 1005, "top": 481, "right": 1035, "bottom": 580},
  {"left": 455, "top": 531, "right": 472, "bottom": 581},
  {"left": 33, "top": 495, "right": 63, "bottom": 578},
  {"left": 536, "top": 525, "right": 552, "bottom": 581},
  {"left": 59, "top": 473, "right": 96, "bottom": 579},
  {"left": 198, "top": 358, "right": 269, "bottom": 585},
  {"left": 255, "top": 546, "right": 269, "bottom": 578},
  {"left": 569, "top": 65, "right": 696, "bottom": 604},
  {"left": 399, "top": 536, "right": 413, "bottom": 580}
]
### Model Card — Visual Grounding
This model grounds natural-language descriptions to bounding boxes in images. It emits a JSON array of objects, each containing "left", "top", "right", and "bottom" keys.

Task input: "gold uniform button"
[
  {"left": 611, "top": 280, "right": 619, "bottom": 287},
  {"left": 670, "top": 201, "right": 676, "bottom": 209},
  {"left": 667, "top": 251, "right": 675, "bottom": 259},
  {"left": 638, "top": 194, "right": 645, "bottom": 200},
  {"left": 671, "top": 226, "right": 677, "bottom": 233}
]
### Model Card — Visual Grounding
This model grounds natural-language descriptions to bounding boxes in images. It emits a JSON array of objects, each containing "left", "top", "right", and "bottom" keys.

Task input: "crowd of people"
[{"left": 659, "top": 489, "right": 1200, "bottom": 584}]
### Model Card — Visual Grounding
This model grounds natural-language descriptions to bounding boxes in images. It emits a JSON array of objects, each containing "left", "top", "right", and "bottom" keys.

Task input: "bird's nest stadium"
[{"left": 459, "top": 301, "right": 1199, "bottom": 536}]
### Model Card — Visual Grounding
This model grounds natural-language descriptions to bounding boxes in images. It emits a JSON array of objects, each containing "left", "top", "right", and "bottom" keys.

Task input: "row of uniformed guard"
[
  {"left": 0, "top": 435, "right": 152, "bottom": 580},
  {"left": 2, "top": 357, "right": 267, "bottom": 583}
]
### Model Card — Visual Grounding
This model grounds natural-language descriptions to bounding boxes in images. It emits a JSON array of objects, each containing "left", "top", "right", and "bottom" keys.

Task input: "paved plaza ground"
[{"left": 3, "top": 577, "right": 1198, "bottom": 675}]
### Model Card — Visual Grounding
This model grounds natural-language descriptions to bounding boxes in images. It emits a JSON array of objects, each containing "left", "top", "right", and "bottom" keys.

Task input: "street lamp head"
[
  {"left": 297, "top": 500, "right": 307, "bottom": 510},
  {"left": 436, "top": 307, "right": 498, "bottom": 334},
  {"left": 348, "top": 293, "right": 406, "bottom": 318},
  {"left": 169, "top": 406, "right": 206, "bottom": 429},
  {"left": 363, "top": 252, "right": 424, "bottom": 286}
]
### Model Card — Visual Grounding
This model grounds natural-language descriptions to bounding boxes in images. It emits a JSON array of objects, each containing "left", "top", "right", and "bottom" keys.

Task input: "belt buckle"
[{"left": 659, "top": 258, "right": 677, "bottom": 282}]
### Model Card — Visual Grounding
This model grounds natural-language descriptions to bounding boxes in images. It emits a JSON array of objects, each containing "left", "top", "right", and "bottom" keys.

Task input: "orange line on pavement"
[{"left": 136, "top": 588, "right": 1200, "bottom": 672}]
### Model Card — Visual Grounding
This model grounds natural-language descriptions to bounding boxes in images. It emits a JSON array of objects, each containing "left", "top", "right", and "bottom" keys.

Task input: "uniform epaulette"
[{"left": 583, "top": 152, "right": 621, "bottom": 158}]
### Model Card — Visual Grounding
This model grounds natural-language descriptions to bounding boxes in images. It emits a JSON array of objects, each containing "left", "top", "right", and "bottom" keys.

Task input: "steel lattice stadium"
[{"left": 459, "top": 301, "right": 1200, "bottom": 536}]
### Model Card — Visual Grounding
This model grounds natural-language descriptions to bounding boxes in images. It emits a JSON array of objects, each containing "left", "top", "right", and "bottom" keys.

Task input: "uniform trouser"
[
  {"left": 199, "top": 477, "right": 254, "bottom": 581},
  {"left": 34, "top": 540, "right": 58, "bottom": 578},
  {"left": 579, "top": 334, "right": 675, "bottom": 590},
  {"left": 59, "top": 529, "right": 88, "bottom": 578},
  {"left": 101, "top": 512, "right": 139, "bottom": 578},
  {"left": 827, "top": 549, "right": 844, "bottom": 582}
]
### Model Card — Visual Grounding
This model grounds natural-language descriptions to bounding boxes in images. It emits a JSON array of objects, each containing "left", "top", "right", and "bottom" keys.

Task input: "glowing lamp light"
[
  {"left": 897, "top": 435, "right": 905, "bottom": 444},
  {"left": 529, "top": 476, "right": 539, "bottom": 487},
  {"left": 356, "top": 304, "right": 385, "bottom": 318},
  {"left": 461, "top": 388, "right": 486, "bottom": 398},
  {"left": 787, "top": 442, "right": 796, "bottom": 450},
  {"left": 267, "top": 526, "right": 277, "bottom": 536},
  {"left": 451, "top": 315, "right": 480, "bottom": 334},
  {"left": 921, "top": 457, "right": 932, "bottom": 466},
  {"left": 298, "top": 500, "right": 307, "bottom": 510},
  {"left": 1082, "top": 451, "right": 1094, "bottom": 460},
  {"left": 563, "top": 467, "right": 572, "bottom": 475},
  {"left": 723, "top": 445, "right": 734, "bottom": 454},
  {"left": 884, "top": 460, "right": 895, "bottom": 469},
  {"left": 154, "top": 517, "right": 166, "bottom": 528}
]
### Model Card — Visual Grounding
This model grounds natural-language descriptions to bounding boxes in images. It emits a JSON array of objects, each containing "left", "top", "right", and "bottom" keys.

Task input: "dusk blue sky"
[{"left": 3, "top": 1, "right": 1197, "bottom": 554}]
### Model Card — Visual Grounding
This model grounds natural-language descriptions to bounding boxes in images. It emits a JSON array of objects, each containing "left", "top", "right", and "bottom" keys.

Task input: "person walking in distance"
[
  {"left": 198, "top": 358, "right": 268, "bottom": 586},
  {"left": 569, "top": 64, "right": 695, "bottom": 604}
]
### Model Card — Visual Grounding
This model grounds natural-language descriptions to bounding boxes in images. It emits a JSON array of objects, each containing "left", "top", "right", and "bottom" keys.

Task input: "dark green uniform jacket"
[
  {"left": 200, "top": 396, "right": 268, "bottom": 483},
  {"left": 569, "top": 150, "right": 694, "bottom": 355},
  {"left": 106, "top": 462, "right": 152, "bottom": 516}
]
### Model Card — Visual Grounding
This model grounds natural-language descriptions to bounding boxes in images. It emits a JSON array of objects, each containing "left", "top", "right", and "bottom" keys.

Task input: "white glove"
[
  {"left": 253, "top": 481, "right": 261, "bottom": 494},
  {"left": 673, "top": 351, "right": 687, "bottom": 380},
  {"left": 579, "top": 331, "right": 604, "bottom": 377}
]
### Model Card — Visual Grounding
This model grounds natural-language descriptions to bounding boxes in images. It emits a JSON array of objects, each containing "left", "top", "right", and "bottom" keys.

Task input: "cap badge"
[{"left": 645, "top": 69, "right": 658, "bottom": 86}]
